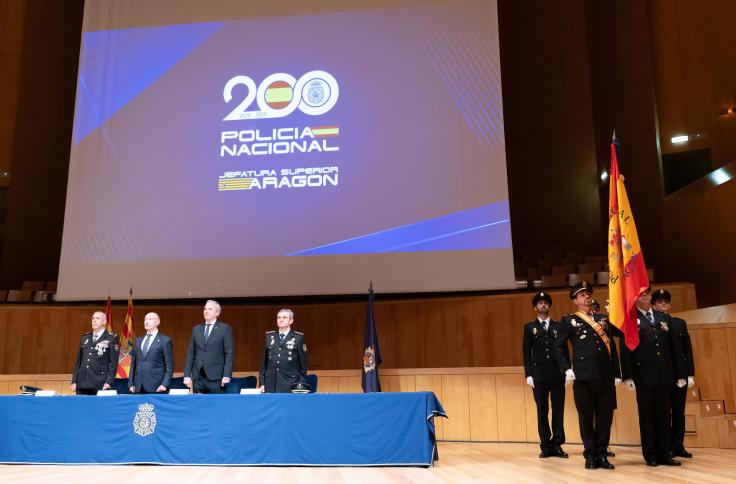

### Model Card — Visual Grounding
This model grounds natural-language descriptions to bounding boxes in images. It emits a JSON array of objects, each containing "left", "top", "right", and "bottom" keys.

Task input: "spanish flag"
[
  {"left": 104, "top": 294, "right": 113, "bottom": 333},
  {"left": 607, "top": 135, "right": 648, "bottom": 350},
  {"left": 116, "top": 288, "right": 135, "bottom": 378}
]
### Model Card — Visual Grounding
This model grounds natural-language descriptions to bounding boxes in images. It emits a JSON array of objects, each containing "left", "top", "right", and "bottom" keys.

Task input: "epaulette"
[
  {"left": 294, "top": 331, "right": 303, "bottom": 335},
  {"left": 108, "top": 332, "right": 118, "bottom": 338},
  {"left": 266, "top": 330, "right": 276, "bottom": 334},
  {"left": 82, "top": 331, "right": 92, "bottom": 336}
]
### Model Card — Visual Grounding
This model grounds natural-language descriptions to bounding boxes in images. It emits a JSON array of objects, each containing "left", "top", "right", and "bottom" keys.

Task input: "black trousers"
[
  {"left": 193, "top": 367, "right": 225, "bottom": 394},
  {"left": 671, "top": 384, "right": 688, "bottom": 451},
  {"left": 635, "top": 383, "right": 672, "bottom": 461},
  {"left": 573, "top": 378, "right": 615, "bottom": 459},
  {"left": 532, "top": 381, "right": 566, "bottom": 450}
]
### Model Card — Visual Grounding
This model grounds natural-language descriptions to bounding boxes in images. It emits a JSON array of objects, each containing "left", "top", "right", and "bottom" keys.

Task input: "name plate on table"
[
  {"left": 240, "top": 389, "right": 261, "bottom": 395},
  {"left": 35, "top": 390, "right": 56, "bottom": 397},
  {"left": 169, "top": 389, "right": 189, "bottom": 395},
  {"left": 96, "top": 390, "right": 117, "bottom": 396}
]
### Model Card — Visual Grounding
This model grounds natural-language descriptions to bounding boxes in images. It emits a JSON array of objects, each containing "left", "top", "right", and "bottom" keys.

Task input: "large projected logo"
[
  {"left": 219, "top": 70, "right": 341, "bottom": 191},
  {"left": 223, "top": 70, "right": 339, "bottom": 121}
]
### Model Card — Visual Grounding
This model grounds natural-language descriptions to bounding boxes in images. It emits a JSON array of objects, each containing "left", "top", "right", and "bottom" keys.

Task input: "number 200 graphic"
[{"left": 223, "top": 70, "right": 339, "bottom": 121}]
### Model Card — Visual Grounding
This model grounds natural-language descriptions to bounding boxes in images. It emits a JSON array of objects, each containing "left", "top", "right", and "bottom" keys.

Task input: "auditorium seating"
[
  {"left": 225, "top": 376, "right": 257, "bottom": 393},
  {"left": 515, "top": 249, "right": 657, "bottom": 289}
]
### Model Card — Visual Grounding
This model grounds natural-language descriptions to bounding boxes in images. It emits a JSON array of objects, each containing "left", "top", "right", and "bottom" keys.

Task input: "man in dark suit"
[
  {"left": 554, "top": 281, "right": 621, "bottom": 470},
  {"left": 523, "top": 292, "right": 568, "bottom": 458},
  {"left": 71, "top": 311, "right": 119, "bottom": 395},
  {"left": 622, "top": 288, "right": 688, "bottom": 466},
  {"left": 259, "top": 309, "right": 308, "bottom": 393},
  {"left": 183, "top": 300, "right": 234, "bottom": 394},
  {"left": 651, "top": 288, "right": 696, "bottom": 458},
  {"left": 128, "top": 312, "right": 173, "bottom": 394}
]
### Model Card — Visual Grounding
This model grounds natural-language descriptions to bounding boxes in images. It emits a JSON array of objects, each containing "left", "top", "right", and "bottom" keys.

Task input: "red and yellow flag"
[
  {"left": 105, "top": 295, "right": 113, "bottom": 333},
  {"left": 116, "top": 289, "right": 135, "bottom": 378},
  {"left": 607, "top": 137, "right": 648, "bottom": 350}
]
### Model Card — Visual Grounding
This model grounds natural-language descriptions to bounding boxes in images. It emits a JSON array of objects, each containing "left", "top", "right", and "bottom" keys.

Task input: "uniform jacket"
[
  {"left": 72, "top": 330, "right": 119, "bottom": 390},
  {"left": 259, "top": 330, "right": 308, "bottom": 393},
  {"left": 554, "top": 312, "right": 621, "bottom": 381},
  {"left": 620, "top": 310, "right": 686, "bottom": 386},
  {"left": 523, "top": 319, "right": 566, "bottom": 383},
  {"left": 669, "top": 317, "right": 695, "bottom": 376},
  {"left": 184, "top": 321, "right": 234, "bottom": 381},
  {"left": 128, "top": 332, "right": 174, "bottom": 392}
]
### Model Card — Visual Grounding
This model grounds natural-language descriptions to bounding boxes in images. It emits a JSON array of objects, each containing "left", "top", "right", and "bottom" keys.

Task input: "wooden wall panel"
[
  {"left": 0, "top": 0, "right": 25, "bottom": 175},
  {"left": 440, "top": 375, "right": 470, "bottom": 441},
  {"left": 468, "top": 374, "right": 498, "bottom": 441},
  {"left": 688, "top": 324, "right": 736, "bottom": 413},
  {"left": 0, "top": 283, "right": 696, "bottom": 375}
]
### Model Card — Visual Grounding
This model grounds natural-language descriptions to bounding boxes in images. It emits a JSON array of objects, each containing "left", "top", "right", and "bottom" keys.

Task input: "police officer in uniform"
[
  {"left": 523, "top": 292, "right": 568, "bottom": 458},
  {"left": 71, "top": 311, "right": 119, "bottom": 395},
  {"left": 622, "top": 287, "right": 687, "bottom": 466},
  {"left": 651, "top": 288, "right": 695, "bottom": 459},
  {"left": 260, "top": 309, "right": 308, "bottom": 393},
  {"left": 554, "top": 281, "right": 621, "bottom": 470}
]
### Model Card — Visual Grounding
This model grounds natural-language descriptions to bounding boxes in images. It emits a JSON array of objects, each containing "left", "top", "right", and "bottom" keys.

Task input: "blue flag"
[{"left": 361, "top": 282, "right": 382, "bottom": 393}]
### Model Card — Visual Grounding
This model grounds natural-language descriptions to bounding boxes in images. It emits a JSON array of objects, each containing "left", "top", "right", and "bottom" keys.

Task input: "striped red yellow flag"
[
  {"left": 104, "top": 295, "right": 113, "bottom": 332},
  {"left": 116, "top": 289, "right": 135, "bottom": 378},
  {"left": 607, "top": 135, "right": 648, "bottom": 350}
]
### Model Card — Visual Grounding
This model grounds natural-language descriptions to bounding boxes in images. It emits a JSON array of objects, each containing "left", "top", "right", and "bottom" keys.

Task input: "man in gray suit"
[
  {"left": 183, "top": 300, "right": 234, "bottom": 394},
  {"left": 128, "top": 312, "right": 173, "bottom": 394}
]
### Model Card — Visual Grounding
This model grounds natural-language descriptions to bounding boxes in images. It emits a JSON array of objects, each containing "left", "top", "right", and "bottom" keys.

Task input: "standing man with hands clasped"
[
  {"left": 554, "top": 281, "right": 621, "bottom": 470},
  {"left": 71, "top": 311, "right": 119, "bottom": 395},
  {"left": 259, "top": 309, "right": 308, "bottom": 393},
  {"left": 128, "top": 312, "right": 173, "bottom": 394},
  {"left": 183, "top": 300, "right": 234, "bottom": 394},
  {"left": 523, "top": 292, "right": 568, "bottom": 459}
]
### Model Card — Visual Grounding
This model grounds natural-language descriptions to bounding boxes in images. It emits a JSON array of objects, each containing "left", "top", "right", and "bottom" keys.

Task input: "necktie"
[
  {"left": 142, "top": 334, "right": 152, "bottom": 354},
  {"left": 646, "top": 311, "right": 655, "bottom": 325},
  {"left": 204, "top": 324, "right": 212, "bottom": 341},
  {"left": 279, "top": 333, "right": 285, "bottom": 343},
  {"left": 92, "top": 333, "right": 99, "bottom": 343},
  {"left": 543, "top": 321, "right": 549, "bottom": 332}
]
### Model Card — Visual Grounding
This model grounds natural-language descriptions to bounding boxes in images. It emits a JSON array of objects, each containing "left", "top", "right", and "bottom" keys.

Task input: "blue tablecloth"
[{"left": 0, "top": 392, "right": 446, "bottom": 466}]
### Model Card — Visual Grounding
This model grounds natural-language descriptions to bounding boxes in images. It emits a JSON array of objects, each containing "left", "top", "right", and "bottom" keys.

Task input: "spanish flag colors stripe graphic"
[
  {"left": 311, "top": 125, "right": 340, "bottom": 137},
  {"left": 218, "top": 178, "right": 253, "bottom": 191}
]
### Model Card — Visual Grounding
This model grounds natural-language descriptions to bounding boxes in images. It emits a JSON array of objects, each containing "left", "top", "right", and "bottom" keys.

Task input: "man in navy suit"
[
  {"left": 128, "top": 312, "right": 173, "bottom": 394},
  {"left": 183, "top": 300, "right": 234, "bottom": 394}
]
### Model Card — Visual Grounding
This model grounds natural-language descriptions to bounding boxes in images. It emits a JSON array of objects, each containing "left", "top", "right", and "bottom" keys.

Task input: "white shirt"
[
  {"left": 538, "top": 318, "right": 550, "bottom": 331},
  {"left": 92, "top": 330, "right": 104, "bottom": 341}
]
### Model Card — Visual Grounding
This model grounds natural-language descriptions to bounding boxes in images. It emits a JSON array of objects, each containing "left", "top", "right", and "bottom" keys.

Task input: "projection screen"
[{"left": 57, "top": 0, "right": 514, "bottom": 300}]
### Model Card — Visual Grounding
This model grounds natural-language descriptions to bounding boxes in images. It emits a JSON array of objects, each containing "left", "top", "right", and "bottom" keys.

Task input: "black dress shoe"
[
  {"left": 673, "top": 448, "right": 693, "bottom": 458},
  {"left": 660, "top": 458, "right": 682, "bottom": 466},
  {"left": 539, "top": 450, "right": 551, "bottom": 458},
  {"left": 645, "top": 459, "right": 659, "bottom": 467},
  {"left": 597, "top": 457, "right": 615, "bottom": 469},
  {"left": 551, "top": 447, "right": 569, "bottom": 458},
  {"left": 585, "top": 458, "right": 599, "bottom": 469}
]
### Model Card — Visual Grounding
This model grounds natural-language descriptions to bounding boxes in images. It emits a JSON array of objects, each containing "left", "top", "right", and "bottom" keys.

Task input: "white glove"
[
  {"left": 614, "top": 378, "right": 622, "bottom": 386},
  {"left": 676, "top": 379, "right": 687, "bottom": 388},
  {"left": 624, "top": 379, "right": 636, "bottom": 391},
  {"left": 526, "top": 376, "right": 534, "bottom": 388},
  {"left": 565, "top": 369, "right": 575, "bottom": 386},
  {"left": 687, "top": 376, "right": 695, "bottom": 388}
]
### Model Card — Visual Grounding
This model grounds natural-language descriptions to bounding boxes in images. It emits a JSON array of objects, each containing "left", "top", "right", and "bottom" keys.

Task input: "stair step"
[
  {"left": 701, "top": 400, "right": 725, "bottom": 418},
  {"left": 687, "top": 386, "right": 700, "bottom": 402},
  {"left": 727, "top": 415, "right": 736, "bottom": 434}
]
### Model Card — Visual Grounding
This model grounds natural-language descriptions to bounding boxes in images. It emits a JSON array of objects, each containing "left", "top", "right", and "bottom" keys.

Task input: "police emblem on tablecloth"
[
  {"left": 363, "top": 346, "right": 376, "bottom": 372},
  {"left": 133, "top": 402, "right": 157, "bottom": 437}
]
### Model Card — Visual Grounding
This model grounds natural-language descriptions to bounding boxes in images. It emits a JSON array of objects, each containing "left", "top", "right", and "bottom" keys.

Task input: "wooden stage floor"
[{"left": 1, "top": 442, "right": 734, "bottom": 483}]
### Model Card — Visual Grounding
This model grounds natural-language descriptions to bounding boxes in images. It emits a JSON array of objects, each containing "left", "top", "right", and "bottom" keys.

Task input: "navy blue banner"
[{"left": 0, "top": 392, "right": 445, "bottom": 466}]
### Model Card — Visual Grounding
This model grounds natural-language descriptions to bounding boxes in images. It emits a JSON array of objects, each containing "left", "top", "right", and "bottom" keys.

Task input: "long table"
[{"left": 0, "top": 392, "right": 446, "bottom": 466}]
